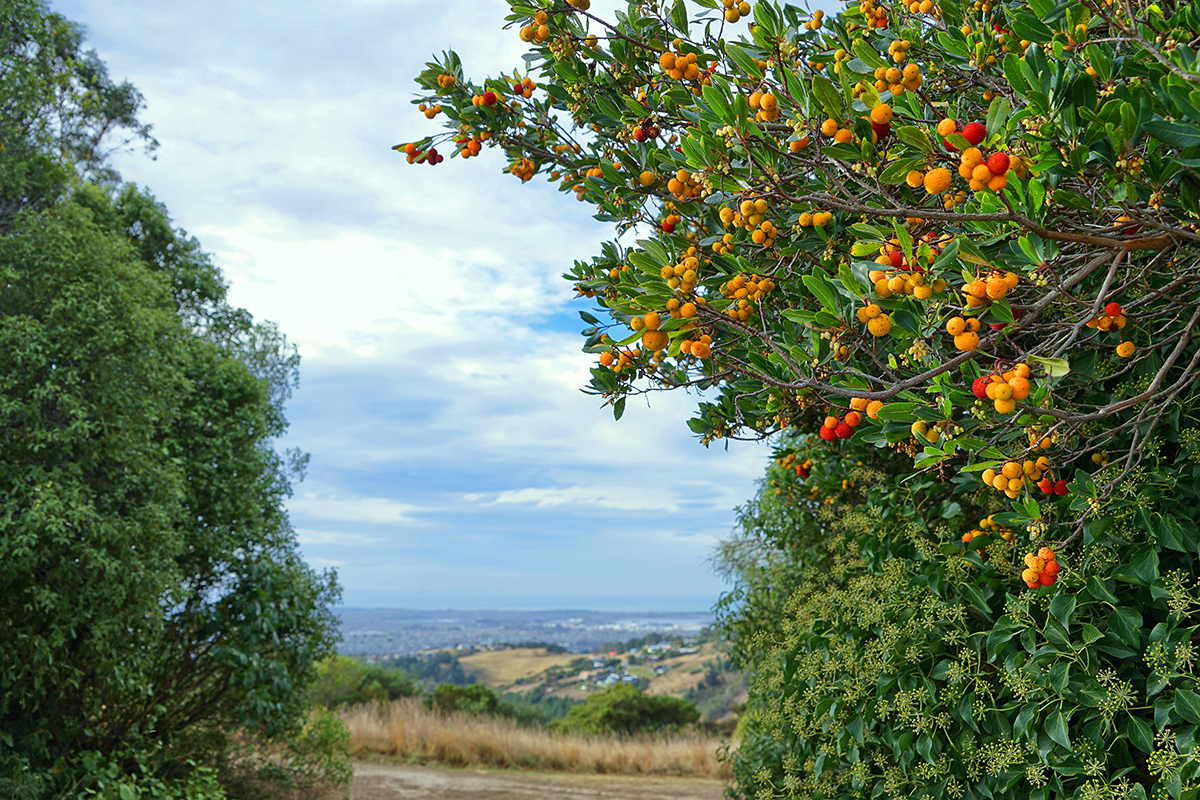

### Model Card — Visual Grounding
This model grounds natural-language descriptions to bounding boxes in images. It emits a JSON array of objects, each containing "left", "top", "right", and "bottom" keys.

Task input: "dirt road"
[{"left": 350, "top": 761, "right": 729, "bottom": 800}]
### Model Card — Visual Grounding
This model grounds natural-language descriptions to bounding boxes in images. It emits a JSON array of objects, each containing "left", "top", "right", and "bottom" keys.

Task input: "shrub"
[{"left": 552, "top": 684, "right": 700, "bottom": 735}]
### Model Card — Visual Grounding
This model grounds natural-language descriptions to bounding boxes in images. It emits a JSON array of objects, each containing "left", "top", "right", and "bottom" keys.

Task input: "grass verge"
[{"left": 338, "top": 698, "right": 731, "bottom": 779}]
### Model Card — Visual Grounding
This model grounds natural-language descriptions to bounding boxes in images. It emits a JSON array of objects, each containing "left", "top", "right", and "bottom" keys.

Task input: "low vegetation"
[{"left": 339, "top": 697, "right": 731, "bottom": 779}]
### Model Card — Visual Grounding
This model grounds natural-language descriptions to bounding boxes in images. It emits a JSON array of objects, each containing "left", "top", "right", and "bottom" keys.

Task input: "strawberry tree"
[{"left": 403, "top": 0, "right": 1200, "bottom": 796}]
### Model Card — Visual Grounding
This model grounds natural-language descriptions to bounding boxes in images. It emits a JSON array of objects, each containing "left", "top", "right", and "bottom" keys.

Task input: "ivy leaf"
[
  {"left": 1045, "top": 710, "right": 1070, "bottom": 749},
  {"left": 1177, "top": 690, "right": 1200, "bottom": 724},
  {"left": 1127, "top": 716, "right": 1154, "bottom": 753}
]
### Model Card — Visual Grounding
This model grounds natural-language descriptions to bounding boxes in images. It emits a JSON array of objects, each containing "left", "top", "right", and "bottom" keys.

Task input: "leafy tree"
[
  {"left": 0, "top": 0, "right": 156, "bottom": 227},
  {"left": 0, "top": 3, "right": 340, "bottom": 795},
  {"left": 407, "top": 0, "right": 1200, "bottom": 797},
  {"left": 552, "top": 683, "right": 700, "bottom": 735},
  {"left": 309, "top": 656, "right": 422, "bottom": 708},
  {"left": 426, "top": 683, "right": 502, "bottom": 716}
]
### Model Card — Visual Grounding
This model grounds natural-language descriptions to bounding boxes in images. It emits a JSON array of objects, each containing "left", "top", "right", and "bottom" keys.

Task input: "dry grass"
[
  {"left": 339, "top": 698, "right": 731, "bottom": 779},
  {"left": 456, "top": 647, "right": 579, "bottom": 687}
]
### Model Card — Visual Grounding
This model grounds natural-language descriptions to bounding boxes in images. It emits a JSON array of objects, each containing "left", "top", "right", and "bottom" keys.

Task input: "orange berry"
[{"left": 1038, "top": 546, "right": 1056, "bottom": 562}]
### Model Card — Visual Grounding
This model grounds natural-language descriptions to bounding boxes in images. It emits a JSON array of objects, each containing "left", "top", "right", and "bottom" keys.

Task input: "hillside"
[{"left": 456, "top": 640, "right": 745, "bottom": 723}]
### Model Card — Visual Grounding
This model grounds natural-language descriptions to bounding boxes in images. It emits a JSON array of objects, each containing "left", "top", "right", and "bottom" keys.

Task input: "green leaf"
[
  {"left": 1049, "top": 594, "right": 1076, "bottom": 628},
  {"left": 1010, "top": 12, "right": 1053, "bottom": 42},
  {"left": 1108, "top": 607, "right": 1142, "bottom": 646},
  {"left": 894, "top": 125, "right": 933, "bottom": 154},
  {"left": 803, "top": 274, "right": 842, "bottom": 316},
  {"left": 1145, "top": 118, "right": 1200, "bottom": 149},
  {"left": 1127, "top": 716, "right": 1154, "bottom": 753},
  {"left": 875, "top": 402, "right": 917, "bottom": 421},
  {"left": 812, "top": 73, "right": 843, "bottom": 119},
  {"left": 986, "top": 96, "right": 1011, "bottom": 139},
  {"left": 838, "top": 262, "right": 867, "bottom": 297},
  {"left": 1046, "top": 710, "right": 1070, "bottom": 749},
  {"left": 670, "top": 0, "right": 689, "bottom": 34},
  {"left": 1177, "top": 690, "right": 1200, "bottom": 724},
  {"left": 726, "top": 44, "right": 763, "bottom": 80},
  {"left": 852, "top": 40, "right": 889, "bottom": 71},
  {"left": 1027, "top": 355, "right": 1070, "bottom": 377}
]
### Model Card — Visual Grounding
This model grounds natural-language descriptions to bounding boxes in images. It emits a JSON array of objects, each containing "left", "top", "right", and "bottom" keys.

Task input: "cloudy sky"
[{"left": 57, "top": 0, "right": 775, "bottom": 610}]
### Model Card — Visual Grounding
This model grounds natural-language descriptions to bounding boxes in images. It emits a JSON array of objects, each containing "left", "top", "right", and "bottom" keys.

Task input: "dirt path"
[{"left": 350, "top": 761, "right": 729, "bottom": 800}]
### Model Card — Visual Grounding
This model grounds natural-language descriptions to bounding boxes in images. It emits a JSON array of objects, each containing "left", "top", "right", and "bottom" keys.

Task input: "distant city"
[{"left": 335, "top": 608, "right": 716, "bottom": 656}]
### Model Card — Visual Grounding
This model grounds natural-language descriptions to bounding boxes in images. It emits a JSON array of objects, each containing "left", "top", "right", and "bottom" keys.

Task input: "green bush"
[
  {"left": 309, "top": 656, "right": 421, "bottom": 708},
  {"left": 551, "top": 684, "right": 700, "bottom": 736},
  {"left": 425, "top": 683, "right": 501, "bottom": 716}
]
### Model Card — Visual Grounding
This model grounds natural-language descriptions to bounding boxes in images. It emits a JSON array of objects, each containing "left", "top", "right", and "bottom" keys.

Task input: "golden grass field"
[
  {"left": 456, "top": 647, "right": 580, "bottom": 688},
  {"left": 339, "top": 698, "right": 732, "bottom": 779},
  {"left": 456, "top": 644, "right": 739, "bottom": 712}
]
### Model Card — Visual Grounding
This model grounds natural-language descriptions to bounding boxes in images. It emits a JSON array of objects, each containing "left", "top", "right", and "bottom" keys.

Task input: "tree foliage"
[
  {"left": 0, "top": 3, "right": 340, "bottom": 795},
  {"left": 406, "top": 0, "right": 1200, "bottom": 796},
  {"left": 551, "top": 683, "right": 701, "bottom": 734}
]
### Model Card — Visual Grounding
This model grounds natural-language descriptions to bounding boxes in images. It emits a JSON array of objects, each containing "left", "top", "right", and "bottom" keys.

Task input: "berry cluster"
[
  {"left": 658, "top": 49, "right": 702, "bottom": 81},
  {"left": 720, "top": 273, "right": 775, "bottom": 322},
  {"left": 849, "top": 396, "right": 884, "bottom": 420},
  {"left": 818, "top": 410, "right": 863, "bottom": 441},
  {"left": 721, "top": 0, "right": 752, "bottom": 23},
  {"left": 658, "top": 246, "right": 703, "bottom": 294},
  {"left": 872, "top": 64, "right": 922, "bottom": 96},
  {"left": 1022, "top": 547, "right": 1060, "bottom": 588},
  {"left": 748, "top": 91, "right": 780, "bottom": 123},
  {"left": 945, "top": 315, "right": 982, "bottom": 352},
  {"left": 402, "top": 143, "right": 444, "bottom": 165},
  {"left": 970, "top": 363, "right": 1032, "bottom": 414},
  {"left": 1036, "top": 472, "right": 1070, "bottom": 496},
  {"left": 632, "top": 123, "right": 660, "bottom": 142},
  {"left": 718, "top": 200, "right": 779, "bottom": 248},
  {"left": 962, "top": 514, "right": 1015, "bottom": 543},
  {"left": 1087, "top": 301, "right": 1129, "bottom": 331},
  {"left": 963, "top": 270, "right": 1020, "bottom": 307},
  {"left": 980, "top": 455, "right": 1050, "bottom": 498},
  {"left": 511, "top": 157, "right": 535, "bottom": 182},
  {"left": 856, "top": 303, "right": 893, "bottom": 337}
]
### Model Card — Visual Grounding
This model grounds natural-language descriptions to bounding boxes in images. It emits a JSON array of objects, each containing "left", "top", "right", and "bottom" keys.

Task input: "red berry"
[
  {"left": 662, "top": 222, "right": 676, "bottom": 233},
  {"left": 1054, "top": 479, "right": 1069, "bottom": 496},
  {"left": 971, "top": 376, "right": 990, "bottom": 399},
  {"left": 990, "top": 322, "right": 1008, "bottom": 331},
  {"left": 1105, "top": 302, "right": 1123, "bottom": 317},
  {"left": 1043, "top": 560, "right": 1061, "bottom": 577},
  {"left": 962, "top": 122, "right": 986, "bottom": 145},
  {"left": 889, "top": 250, "right": 904, "bottom": 269},
  {"left": 871, "top": 120, "right": 890, "bottom": 140},
  {"left": 942, "top": 137, "right": 958, "bottom": 152},
  {"left": 834, "top": 421, "right": 853, "bottom": 438},
  {"left": 482, "top": 91, "right": 498, "bottom": 105},
  {"left": 1039, "top": 570, "right": 1057, "bottom": 586},
  {"left": 1038, "top": 477, "right": 1054, "bottom": 494},
  {"left": 633, "top": 128, "right": 647, "bottom": 142},
  {"left": 1025, "top": 579, "right": 1041, "bottom": 589},
  {"left": 987, "top": 152, "right": 1010, "bottom": 176},
  {"left": 818, "top": 425, "right": 837, "bottom": 442}
]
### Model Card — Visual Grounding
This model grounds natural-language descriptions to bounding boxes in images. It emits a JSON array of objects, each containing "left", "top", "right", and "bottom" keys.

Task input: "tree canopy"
[
  {"left": 405, "top": 0, "right": 1200, "bottom": 796},
  {"left": 0, "top": 2, "right": 340, "bottom": 796}
]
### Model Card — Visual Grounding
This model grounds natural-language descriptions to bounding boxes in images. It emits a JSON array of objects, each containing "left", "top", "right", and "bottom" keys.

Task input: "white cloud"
[
  {"left": 467, "top": 485, "right": 680, "bottom": 513},
  {"left": 289, "top": 493, "right": 426, "bottom": 526},
  {"left": 294, "top": 529, "right": 384, "bottom": 546}
]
